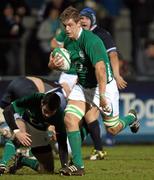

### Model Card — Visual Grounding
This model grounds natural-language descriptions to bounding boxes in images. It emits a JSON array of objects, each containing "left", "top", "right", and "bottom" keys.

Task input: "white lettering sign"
[{"left": 120, "top": 93, "right": 154, "bottom": 119}]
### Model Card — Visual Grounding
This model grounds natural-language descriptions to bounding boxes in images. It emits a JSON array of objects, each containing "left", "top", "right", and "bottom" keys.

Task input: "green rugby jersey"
[
  {"left": 12, "top": 93, "right": 65, "bottom": 132},
  {"left": 63, "top": 29, "right": 113, "bottom": 88}
]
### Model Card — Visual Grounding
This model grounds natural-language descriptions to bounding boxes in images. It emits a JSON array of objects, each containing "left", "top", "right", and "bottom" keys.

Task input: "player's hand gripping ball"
[{"left": 52, "top": 47, "right": 71, "bottom": 71}]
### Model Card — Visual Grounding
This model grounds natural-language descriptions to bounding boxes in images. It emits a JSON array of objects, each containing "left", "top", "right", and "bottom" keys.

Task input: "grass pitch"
[{"left": 1, "top": 145, "right": 154, "bottom": 180}]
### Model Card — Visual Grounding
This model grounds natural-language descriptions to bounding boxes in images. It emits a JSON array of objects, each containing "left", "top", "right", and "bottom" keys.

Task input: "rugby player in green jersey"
[
  {"left": 0, "top": 76, "right": 66, "bottom": 174},
  {"left": 3, "top": 91, "right": 68, "bottom": 174},
  {"left": 50, "top": 7, "right": 127, "bottom": 159},
  {"left": 49, "top": 6, "right": 139, "bottom": 176},
  {"left": 50, "top": 18, "right": 108, "bottom": 161}
]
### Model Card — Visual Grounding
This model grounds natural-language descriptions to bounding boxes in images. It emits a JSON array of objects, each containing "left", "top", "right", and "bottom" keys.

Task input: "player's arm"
[
  {"left": 13, "top": 118, "right": 31, "bottom": 146},
  {"left": 48, "top": 52, "right": 64, "bottom": 70},
  {"left": 100, "top": 30, "right": 127, "bottom": 89},
  {"left": 109, "top": 51, "right": 121, "bottom": 79},
  {"left": 3, "top": 105, "right": 21, "bottom": 131},
  {"left": 109, "top": 51, "right": 127, "bottom": 89},
  {"left": 86, "top": 37, "right": 107, "bottom": 96},
  {"left": 51, "top": 38, "right": 64, "bottom": 49},
  {"left": 3, "top": 105, "right": 31, "bottom": 146},
  {"left": 0, "top": 84, "right": 12, "bottom": 109},
  {"left": 50, "top": 29, "right": 65, "bottom": 49},
  {"left": 49, "top": 30, "right": 66, "bottom": 69},
  {"left": 2, "top": 94, "right": 40, "bottom": 145},
  {"left": 86, "top": 37, "right": 112, "bottom": 113},
  {"left": 95, "top": 61, "right": 108, "bottom": 110},
  {"left": 95, "top": 61, "right": 106, "bottom": 95},
  {"left": 99, "top": 30, "right": 127, "bottom": 89}
]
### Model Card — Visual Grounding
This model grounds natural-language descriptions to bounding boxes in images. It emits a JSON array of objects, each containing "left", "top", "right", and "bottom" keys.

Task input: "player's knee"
[
  {"left": 64, "top": 113, "right": 79, "bottom": 130},
  {"left": 104, "top": 116, "right": 122, "bottom": 135},
  {"left": 64, "top": 104, "right": 84, "bottom": 129}
]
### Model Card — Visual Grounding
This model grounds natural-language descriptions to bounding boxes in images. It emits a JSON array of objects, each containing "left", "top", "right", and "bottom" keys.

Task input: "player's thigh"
[
  {"left": 65, "top": 100, "right": 86, "bottom": 130},
  {"left": 58, "top": 72, "right": 77, "bottom": 90},
  {"left": 66, "top": 84, "right": 88, "bottom": 119}
]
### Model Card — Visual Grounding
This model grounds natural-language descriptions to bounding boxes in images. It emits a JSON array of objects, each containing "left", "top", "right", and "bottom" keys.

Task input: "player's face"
[
  {"left": 63, "top": 18, "right": 81, "bottom": 39},
  {"left": 41, "top": 104, "right": 56, "bottom": 118},
  {"left": 80, "top": 16, "right": 91, "bottom": 30}
]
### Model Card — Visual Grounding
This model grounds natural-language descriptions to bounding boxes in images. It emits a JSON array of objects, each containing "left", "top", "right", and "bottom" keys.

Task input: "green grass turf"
[{"left": 1, "top": 145, "right": 154, "bottom": 180}]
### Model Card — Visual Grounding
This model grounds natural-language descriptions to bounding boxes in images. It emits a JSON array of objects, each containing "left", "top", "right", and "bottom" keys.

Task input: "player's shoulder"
[
  {"left": 83, "top": 29, "right": 96, "bottom": 37},
  {"left": 93, "top": 26, "right": 111, "bottom": 37},
  {"left": 82, "top": 29, "right": 101, "bottom": 43}
]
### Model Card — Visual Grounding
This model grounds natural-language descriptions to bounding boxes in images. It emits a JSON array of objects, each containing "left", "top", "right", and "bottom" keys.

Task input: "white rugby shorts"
[
  {"left": 58, "top": 72, "right": 78, "bottom": 90},
  {"left": 68, "top": 79, "right": 119, "bottom": 117}
]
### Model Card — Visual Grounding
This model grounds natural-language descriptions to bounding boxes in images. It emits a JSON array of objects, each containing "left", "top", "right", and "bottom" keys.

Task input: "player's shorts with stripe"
[{"left": 68, "top": 78, "right": 119, "bottom": 117}]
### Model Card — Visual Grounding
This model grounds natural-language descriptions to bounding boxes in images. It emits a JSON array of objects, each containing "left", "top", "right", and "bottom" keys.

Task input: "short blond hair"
[{"left": 60, "top": 6, "right": 81, "bottom": 23}]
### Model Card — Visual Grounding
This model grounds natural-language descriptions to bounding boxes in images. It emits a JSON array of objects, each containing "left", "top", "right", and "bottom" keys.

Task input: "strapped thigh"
[
  {"left": 64, "top": 104, "right": 85, "bottom": 120},
  {"left": 103, "top": 116, "right": 120, "bottom": 128}
]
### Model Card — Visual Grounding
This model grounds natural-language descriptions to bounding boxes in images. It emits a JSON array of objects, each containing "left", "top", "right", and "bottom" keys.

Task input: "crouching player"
[
  {"left": 0, "top": 76, "right": 64, "bottom": 174},
  {"left": 3, "top": 91, "right": 69, "bottom": 174}
]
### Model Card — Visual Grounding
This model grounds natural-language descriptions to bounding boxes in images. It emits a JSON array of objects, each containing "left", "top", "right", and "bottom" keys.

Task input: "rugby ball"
[{"left": 52, "top": 47, "right": 71, "bottom": 71}]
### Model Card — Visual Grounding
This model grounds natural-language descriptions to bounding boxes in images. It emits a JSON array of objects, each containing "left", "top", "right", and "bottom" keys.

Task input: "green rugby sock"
[
  {"left": 67, "top": 131, "right": 84, "bottom": 168},
  {"left": 21, "top": 157, "right": 39, "bottom": 171},
  {"left": 119, "top": 114, "right": 135, "bottom": 129},
  {"left": 0, "top": 140, "right": 16, "bottom": 166}
]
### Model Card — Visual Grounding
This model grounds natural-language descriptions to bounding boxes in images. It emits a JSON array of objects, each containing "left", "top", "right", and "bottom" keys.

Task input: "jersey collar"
[
  {"left": 76, "top": 27, "right": 83, "bottom": 39},
  {"left": 90, "top": 24, "right": 97, "bottom": 31}
]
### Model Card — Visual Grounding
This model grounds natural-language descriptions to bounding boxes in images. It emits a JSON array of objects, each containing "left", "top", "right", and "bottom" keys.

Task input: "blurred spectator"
[
  {"left": 0, "top": 2, "right": 25, "bottom": 75},
  {"left": 9, "top": 0, "right": 31, "bottom": 17},
  {"left": 38, "top": 0, "right": 69, "bottom": 22},
  {"left": 124, "top": 0, "right": 154, "bottom": 71},
  {"left": 37, "top": 6, "right": 60, "bottom": 75},
  {"left": 137, "top": 39, "right": 154, "bottom": 76},
  {"left": 0, "top": 3, "right": 24, "bottom": 38}
]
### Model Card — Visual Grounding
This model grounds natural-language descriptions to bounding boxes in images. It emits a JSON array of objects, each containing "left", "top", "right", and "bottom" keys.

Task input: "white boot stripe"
[
  {"left": 68, "top": 165, "right": 77, "bottom": 172},
  {"left": 72, "top": 165, "right": 77, "bottom": 171}
]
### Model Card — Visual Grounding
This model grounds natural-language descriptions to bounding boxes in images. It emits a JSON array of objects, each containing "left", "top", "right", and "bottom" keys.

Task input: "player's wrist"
[{"left": 100, "top": 92, "right": 106, "bottom": 99}]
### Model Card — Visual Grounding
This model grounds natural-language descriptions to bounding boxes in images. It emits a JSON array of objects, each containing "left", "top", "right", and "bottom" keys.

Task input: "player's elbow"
[{"left": 95, "top": 61, "right": 106, "bottom": 72}]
